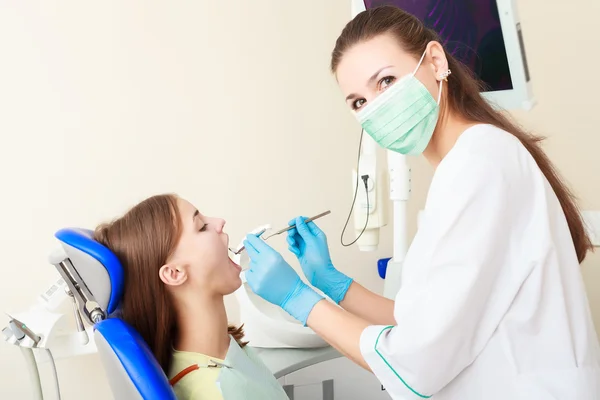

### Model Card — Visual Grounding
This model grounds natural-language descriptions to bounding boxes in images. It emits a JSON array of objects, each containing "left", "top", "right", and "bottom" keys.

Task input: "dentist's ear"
[
  {"left": 425, "top": 41, "right": 449, "bottom": 81},
  {"left": 159, "top": 263, "right": 188, "bottom": 286}
]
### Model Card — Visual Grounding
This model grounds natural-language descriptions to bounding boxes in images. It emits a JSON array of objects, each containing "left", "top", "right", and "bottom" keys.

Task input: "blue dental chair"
[{"left": 52, "top": 228, "right": 177, "bottom": 400}]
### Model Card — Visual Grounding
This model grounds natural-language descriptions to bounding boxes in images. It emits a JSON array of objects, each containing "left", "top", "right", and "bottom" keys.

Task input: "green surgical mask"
[{"left": 355, "top": 50, "right": 446, "bottom": 155}]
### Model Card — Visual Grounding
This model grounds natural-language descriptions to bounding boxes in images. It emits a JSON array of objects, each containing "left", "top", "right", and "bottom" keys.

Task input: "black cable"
[{"left": 341, "top": 129, "right": 371, "bottom": 247}]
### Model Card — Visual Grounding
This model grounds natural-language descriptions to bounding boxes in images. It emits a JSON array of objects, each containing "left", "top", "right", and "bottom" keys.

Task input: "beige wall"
[{"left": 0, "top": 1, "right": 598, "bottom": 398}]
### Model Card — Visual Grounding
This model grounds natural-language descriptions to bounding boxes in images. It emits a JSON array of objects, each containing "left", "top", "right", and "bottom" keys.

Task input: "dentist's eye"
[
  {"left": 199, "top": 224, "right": 208, "bottom": 232},
  {"left": 352, "top": 98, "right": 366, "bottom": 110},
  {"left": 379, "top": 76, "right": 396, "bottom": 90}
]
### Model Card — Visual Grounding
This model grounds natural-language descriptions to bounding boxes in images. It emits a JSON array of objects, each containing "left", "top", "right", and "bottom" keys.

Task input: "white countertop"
[{"left": 252, "top": 345, "right": 342, "bottom": 378}]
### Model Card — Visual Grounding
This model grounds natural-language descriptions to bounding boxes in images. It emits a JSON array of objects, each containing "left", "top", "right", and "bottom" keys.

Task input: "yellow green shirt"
[{"left": 168, "top": 344, "right": 279, "bottom": 400}]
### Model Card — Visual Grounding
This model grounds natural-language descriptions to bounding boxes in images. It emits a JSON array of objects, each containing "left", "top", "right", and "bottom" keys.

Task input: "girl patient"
[{"left": 94, "top": 193, "right": 289, "bottom": 399}]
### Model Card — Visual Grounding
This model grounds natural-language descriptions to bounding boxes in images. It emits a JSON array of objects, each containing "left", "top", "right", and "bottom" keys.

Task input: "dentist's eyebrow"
[
  {"left": 345, "top": 65, "right": 394, "bottom": 101},
  {"left": 193, "top": 210, "right": 199, "bottom": 221}
]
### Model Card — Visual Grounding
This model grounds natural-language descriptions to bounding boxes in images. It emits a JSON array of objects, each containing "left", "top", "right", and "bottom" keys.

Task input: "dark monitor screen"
[{"left": 362, "top": 1, "right": 513, "bottom": 92}]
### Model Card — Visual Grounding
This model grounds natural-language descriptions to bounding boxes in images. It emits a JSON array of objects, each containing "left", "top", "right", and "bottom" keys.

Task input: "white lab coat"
[{"left": 360, "top": 124, "right": 600, "bottom": 399}]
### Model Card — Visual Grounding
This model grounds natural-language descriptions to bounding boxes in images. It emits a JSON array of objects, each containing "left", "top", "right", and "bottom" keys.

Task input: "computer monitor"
[{"left": 350, "top": 0, "right": 535, "bottom": 110}]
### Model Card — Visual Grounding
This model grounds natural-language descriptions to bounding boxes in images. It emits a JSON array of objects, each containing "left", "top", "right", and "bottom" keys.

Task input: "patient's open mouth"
[{"left": 229, "top": 257, "right": 242, "bottom": 272}]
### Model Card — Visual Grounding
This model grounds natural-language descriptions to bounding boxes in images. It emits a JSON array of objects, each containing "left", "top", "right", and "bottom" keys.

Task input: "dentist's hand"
[
  {"left": 243, "top": 234, "right": 323, "bottom": 325},
  {"left": 287, "top": 216, "right": 353, "bottom": 304}
]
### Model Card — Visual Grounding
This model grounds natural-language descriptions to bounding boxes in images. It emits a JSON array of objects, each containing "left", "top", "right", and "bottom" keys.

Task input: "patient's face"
[{"left": 172, "top": 198, "right": 242, "bottom": 296}]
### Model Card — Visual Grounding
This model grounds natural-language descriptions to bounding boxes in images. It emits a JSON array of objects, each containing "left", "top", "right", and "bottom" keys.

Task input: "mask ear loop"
[
  {"left": 414, "top": 50, "right": 444, "bottom": 105},
  {"left": 437, "top": 69, "right": 451, "bottom": 104},
  {"left": 413, "top": 50, "right": 428, "bottom": 76},
  {"left": 415, "top": 48, "right": 452, "bottom": 105},
  {"left": 437, "top": 79, "right": 444, "bottom": 104}
]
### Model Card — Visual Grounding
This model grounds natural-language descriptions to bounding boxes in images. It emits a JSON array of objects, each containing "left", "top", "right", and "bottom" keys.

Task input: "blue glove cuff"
[
  {"left": 315, "top": 265, "right": 353, "bottom": 304},
  {"left": 281, "top": 281, "right": 324, "bottom": 326},
  {"left": 329, "top": 274, "right": 353, "bottom": 304}
]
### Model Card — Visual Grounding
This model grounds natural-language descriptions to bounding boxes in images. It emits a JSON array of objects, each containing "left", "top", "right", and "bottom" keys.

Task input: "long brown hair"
[
  {"left": 94, "top": 194, "right": 246, "bottom": 373},
  {"left": 331, "top": 5, "right": 592, "bottom": 263}
]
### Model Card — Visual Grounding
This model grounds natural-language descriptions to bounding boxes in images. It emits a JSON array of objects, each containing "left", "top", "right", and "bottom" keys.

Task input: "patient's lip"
[{"left": 229, "top": 258, "right": 242, "bottom": 272}]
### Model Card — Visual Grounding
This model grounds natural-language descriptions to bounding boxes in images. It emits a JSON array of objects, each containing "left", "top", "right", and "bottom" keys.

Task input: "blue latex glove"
[
  {"left": 286, "top": 216, "right": 353, "bottom": 304},
  {"left": 243, "top": 233, "right": 323, "bottom": 325}
]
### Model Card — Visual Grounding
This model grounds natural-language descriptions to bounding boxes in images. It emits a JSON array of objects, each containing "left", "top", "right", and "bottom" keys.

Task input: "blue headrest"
[
  {"left": 95, "top": 319, "right": 177, "bottom": 400},
  {"left": 55, "top": 228, "right": 124, "bottom": 315}
]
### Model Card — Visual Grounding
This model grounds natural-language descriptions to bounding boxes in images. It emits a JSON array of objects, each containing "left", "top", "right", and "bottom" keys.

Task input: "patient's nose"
[{"left": 214, "top": 218, "right": 226, "bottom": 233}]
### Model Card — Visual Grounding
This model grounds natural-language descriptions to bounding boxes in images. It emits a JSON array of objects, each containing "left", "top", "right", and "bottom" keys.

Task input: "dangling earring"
[{"left": 439, "top": 69, "right": 451, "bottom": 81}]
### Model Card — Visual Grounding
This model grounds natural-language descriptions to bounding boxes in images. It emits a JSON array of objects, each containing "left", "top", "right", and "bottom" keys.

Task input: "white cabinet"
[{"left": 279, "top": 356, "right": 391, "bottom": 400}]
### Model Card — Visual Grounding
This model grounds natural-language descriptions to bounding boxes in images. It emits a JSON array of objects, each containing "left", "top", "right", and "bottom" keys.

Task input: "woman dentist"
[{"left": 243, "top": 5, "right": 600, "bottom": 399}]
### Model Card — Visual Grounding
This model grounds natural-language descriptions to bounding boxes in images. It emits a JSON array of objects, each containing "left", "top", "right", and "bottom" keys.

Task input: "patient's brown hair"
[{"left": 94, "top": 193, "right": 246, "bottom": 373}]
